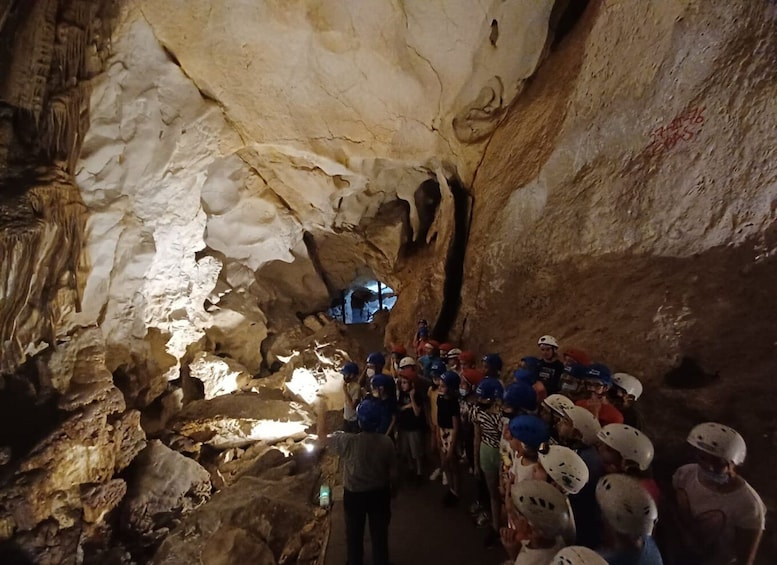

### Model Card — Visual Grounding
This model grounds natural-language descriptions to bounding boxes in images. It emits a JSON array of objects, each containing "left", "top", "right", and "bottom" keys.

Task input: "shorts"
[
  {"left": 398, "top": 429, "right": 424, "bottom": 461},
  {"left": 439, "top": 428, "right": 454, "bottom": 455},
  {"left": 479, "top": 443, "right": 501, "bottom": 475}
]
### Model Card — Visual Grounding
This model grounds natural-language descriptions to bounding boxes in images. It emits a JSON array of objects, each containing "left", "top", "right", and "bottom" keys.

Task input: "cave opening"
[
  {"left": 328, "top": 278, "right": 397, "bottom": 324},
  {"left": 549, "top": 0, "right": 590, "bottom": 48}
]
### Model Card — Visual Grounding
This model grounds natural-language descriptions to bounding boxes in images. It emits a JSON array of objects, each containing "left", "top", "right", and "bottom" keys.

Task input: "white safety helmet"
[
  {"left": 543, "top": 394, "right": 575, "bottom": 417},
  {"left": 398, "top": 357, "right": 416, "bottom": 369},
  {"left": 511, "top": 479, "right": 570, "bottom": 537},
  {"left": 596, "top": 474, "right": 658, "bottom": 537},
  {"left": 687, "top": 422, "right": 746, "bottom": 466},
  {"left": 597, "top": 424, "right": 654, "bottom": 471},
  {"left": 565, "top": 405, "right": 602, "bottom": 445},
  {"left": 538, "top": 335, "right": 560, "bottom": 349},
  {"left": 447, "top": 348, "right": 462, "bottom": 359},
  {"left": 539, "top": 445, "right": 590, "bottom": 495},
  {"left": 612, "top": 373, "right": 643, "bottom": 400},
  {"left": 552, "top": 546, "right": 608, "bottom": 565}
]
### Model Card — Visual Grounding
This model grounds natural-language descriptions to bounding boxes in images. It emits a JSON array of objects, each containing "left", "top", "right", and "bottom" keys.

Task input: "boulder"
[{"left": 121, "top": 440, "right": 211, "bottom": 545}]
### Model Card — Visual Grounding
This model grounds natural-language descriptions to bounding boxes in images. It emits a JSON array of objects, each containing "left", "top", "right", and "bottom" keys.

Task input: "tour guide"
[{"left": 318, "top": 396, "right": 397, "bottom": 565}]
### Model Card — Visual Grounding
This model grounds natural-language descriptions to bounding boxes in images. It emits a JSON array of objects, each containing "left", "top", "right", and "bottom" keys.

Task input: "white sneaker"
[
  {"left": 442, "top": 472, "right": 449, "bottom": 486},
  {"left": 429, "top": 468, "right": 442, "bottom": 481}
]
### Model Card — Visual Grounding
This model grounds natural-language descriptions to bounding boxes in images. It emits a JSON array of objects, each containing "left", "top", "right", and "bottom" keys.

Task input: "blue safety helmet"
[
  {"left": 521, "top": 356, "right": 542, "bottom": 372},
  {"left": 583, "top": 363, "right": 612, "bottom": 385},
  {"left": 356, "top": 398, "right": 384, "bottom": 432},
  {"left": 475, "top": 377, "right": 505, "bottom": 400},
  {"left": 370, "top": 373, "right": 393, "bottom": 390},
  {"left": 483, "top": 353, "right": 503, "bottom": 371},
  {"left": 508, "top": 414, "right": 551, "bottom": 449},
  {"left": 441, "top": 371, "right": 461, "bottom": 389},
  {"left": 503, "top": 382, "right": 538, "bottom": 412},
  {"left": 429, "top": 359, "right": 447, "bottom": 377},
  {"left": 366, "top": 352, "right": 386, "bottom": 367},
  {"left": 513, "top": 368, "right": 538, "bottom": 385},
  {"left": 341, "top": 362, "right": 359, "bottom": 376},
  {"left": 565, "top": 364, "right": 588, "bottom": 379}
]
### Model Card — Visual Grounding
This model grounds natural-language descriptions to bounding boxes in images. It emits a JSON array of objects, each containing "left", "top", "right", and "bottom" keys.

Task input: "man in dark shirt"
[
  {"left": 536, "top": 334, "right": 565, "bottom": 395},
  {"left": 319, "top": 397, "right": 397, "bottom": 565}
]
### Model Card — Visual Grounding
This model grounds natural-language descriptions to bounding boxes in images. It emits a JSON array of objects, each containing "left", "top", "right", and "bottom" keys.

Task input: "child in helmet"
[
  {"left": 670, "top": 423, "right": 765, "bottom": 565},
  {"left": 483, "top": 353, "right": 504, "bottom": 378},
  {"left": 609, "top": 373, "right": 644, "bottom": 429},
  {"left": 341, "top": 362, "right": 362, "bottom": 433},
  {"left": 540, "top": 393, "right": 575, "bottom": 433},
  {"left": 369, "top": 373, "right": 397, "bottom": 436},
  {"left": 596, "top": 474, "right": 663, "bottom": 564},
  {"left": 419, "top": 340, "right": 442, "bottom": 377},
  {"left": 474, "top": 376, "right": 506, "bottom": 546},
  {"left": 575, "top": 364, "right": 624, "bottom": 426},
  {"left": 362, "top": 352, "right": 387, "bottom": 389},
  {"left": 538, "top": 444, "right": 588, "bottom": 545},
  {"left": 500, "top": 479, "right": 570, "bottom": 564},
  {"left": 537, "top": 335, "right": 565, "bottom": 395},
  {"left": 446, "top": 347, "right": 463, "bottom": 372},
  {"left": 426, "top": 359, "right": 447, "bottom": 482},
  {"left": 437, "top": 371, "right": 462, "bottom": 505},
  {"left": 413, "top": 318, "right": 429, "bottom": 351},
  {"left": 514, "top": 367, "right": 547, "bottom": 405},
  {"left": 505, "top": 416, "right": 551, "bottom": 526},
  {"left": 387, "top": 344, "right": 407, "bottom": 383},
  {"left": 596, "top": 424, "right": 659, "bottom": 503},
  {"left": 556, "top": 406, "right": 605, "bottom": 549},
  {"left": 396, "top": 373, "right": 425, "bottom": 483},
  {"left": 559, "top": 364, "right": 588, "bottom": 401},
  {"left": 458, "top": 368, "right": 483, "bottom": 475}
]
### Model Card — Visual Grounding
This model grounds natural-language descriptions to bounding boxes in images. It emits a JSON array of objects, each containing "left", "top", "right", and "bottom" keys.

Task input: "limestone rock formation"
[
  {"left": 188, "top": 352, "right": 253, "bottom": 400},
  {"left": 151, "top": 471, "right": 323, "bottom": 565},
  {"left": 121, "top": 440, "right": 212, "bottom": 546}
]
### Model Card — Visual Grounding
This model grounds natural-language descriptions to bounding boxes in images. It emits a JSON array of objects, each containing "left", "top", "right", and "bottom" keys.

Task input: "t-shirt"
[
  {"left": 459, "top": 395, "right": 477, "bottom": 423},
  {"left": 329, "top": 431, "right": 397, "bottom": 492},
  {"left": 377, "top": 397, "right": 396, "bottom": 435},
  {"left": 538, "top": 359, "right": 565, "bottom": 395},
  {"left": 475, "top": 406, "right": 503, "bottom": 449},
  {"left": 514, "top": 538, "right": 566, "bottom": 565},
  {"left": 572, "top": 445, "right": 605, "bottom": 548},
  {"left": 436, "top": 394, "right": 459, "bottom": 429},
  {"left": 397, "top": 390, "right": 425, "bottom": 431},
  {"left": 672, "top": 463, "right": 766, "bottom": 565},
  {"left": 343, "top": 381, "right": 361, "bottom": 422},
  {"left": 621, "top": 405, "right": 644, "bottom": 430},
  {"left": 575, "top": 399, "right": 624, "bottom": 426},
  {"left": 599, "top": 535, "right": 664, "bottom": 565}
]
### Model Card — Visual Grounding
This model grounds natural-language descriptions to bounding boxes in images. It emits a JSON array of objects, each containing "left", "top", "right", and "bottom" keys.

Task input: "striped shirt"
[{"left": 476, "top": 406, "right": 502, "bottom": 449}]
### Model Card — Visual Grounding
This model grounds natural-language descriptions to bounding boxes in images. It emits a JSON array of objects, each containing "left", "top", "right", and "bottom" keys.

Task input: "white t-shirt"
[
  {"left": 343, "top": 382, "right": 361, "bottom": 421},
  {"left": 514, "top": 538, "right": 565, "bottom": 565},
  {"left": 673, "top": 463, "right": 766, "bottom": 565}
]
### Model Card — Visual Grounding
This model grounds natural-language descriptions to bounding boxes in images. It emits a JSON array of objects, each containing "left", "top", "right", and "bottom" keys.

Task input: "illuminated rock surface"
[{"left": 1, "top": 0, "right": 776, "bottom": 562}]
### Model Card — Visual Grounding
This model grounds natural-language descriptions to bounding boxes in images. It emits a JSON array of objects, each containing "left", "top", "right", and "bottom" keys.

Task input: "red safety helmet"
[
  {"left": 462, "top": 368, "right": 486, "bottom": 387},
  {"left": 563, "top": 347, "right": 592, "bottom": 366},
  {"left": 458, "top": 350, "right": 475, "bottom": 364},
  {"left": 390, "top": 344, "right": 407, "bottom": 355},
  {"left": 439, "top": 342, "right": 454, "bottom": 354}
]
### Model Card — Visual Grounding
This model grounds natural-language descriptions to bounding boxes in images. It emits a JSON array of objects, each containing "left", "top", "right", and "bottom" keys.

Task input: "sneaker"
[
  {"left": 429, "top": 468, "right": 442, "bottom": 481},
  {"left": 442, "top": 472, "right": 449, "bottom": 486},
  {"left": 468, "top": 501, "right": 483, "bottom": 515},
  {"left": 443, "top": 490, "right": 459, "bottom": 507},
  {"left": 475, "top": 511, "right": 491, "bottom": 528}
]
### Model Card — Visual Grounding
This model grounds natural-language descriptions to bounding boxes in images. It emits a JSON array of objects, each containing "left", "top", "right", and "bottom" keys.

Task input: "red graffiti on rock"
[{"left": 647, "top": 106, "right": 706, "bottom": 157}]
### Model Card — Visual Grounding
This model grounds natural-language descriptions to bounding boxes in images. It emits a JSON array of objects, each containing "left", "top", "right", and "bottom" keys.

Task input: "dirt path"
[{"left": 324, "top": 471, "right": 507, "bottom": 565}]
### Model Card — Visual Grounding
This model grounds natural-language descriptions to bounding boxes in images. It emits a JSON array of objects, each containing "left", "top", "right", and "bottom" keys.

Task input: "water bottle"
[{"left": 319, "top": 484, "right": 331, "bottom": 508}]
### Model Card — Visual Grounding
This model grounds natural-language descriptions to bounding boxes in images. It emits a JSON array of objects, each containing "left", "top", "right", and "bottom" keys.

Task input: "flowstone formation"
[{"left": 1, "top": 0, "right": 776, "bottom": 562}]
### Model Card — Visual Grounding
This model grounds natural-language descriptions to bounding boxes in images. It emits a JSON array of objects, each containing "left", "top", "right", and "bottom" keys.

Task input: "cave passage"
[{"left": 328, "top": 279, "right": 397, "bottom": 324}]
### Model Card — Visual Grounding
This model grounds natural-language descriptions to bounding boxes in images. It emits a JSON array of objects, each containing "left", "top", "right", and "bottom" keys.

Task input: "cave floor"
[{"left": 324, "top": 468, "right": 507, "bottom": 565}]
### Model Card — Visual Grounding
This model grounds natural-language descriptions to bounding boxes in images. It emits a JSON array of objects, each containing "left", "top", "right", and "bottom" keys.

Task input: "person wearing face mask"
[
  {"left": 362, "top": 352, "right": 387, "bottom": 389},
  {"left": 473, "top": 375, "right": 506, "bottom": 547},
  {"left": 609, "top": 373, "right": 644, "bottom": 430},
  {"left": 369, "top": 373, "right": 397, "bottom": 437},
  {"left": 396, "top": 373, "right": 425, "bottom": 483},
  {"left": 458, "top": 368, "right": 482, "bottom": 476},
  {"left": 536, "top": 335, "right": 565, "bottom": 395},
  {"left": 341, "top": 362, "right": 363, "bottom": 433},
  {"left": 669, "top": 423, "right": 765, "bottom": 565},
  {"left": 559, "top": 364, "right": 588, "bottom": 401}
]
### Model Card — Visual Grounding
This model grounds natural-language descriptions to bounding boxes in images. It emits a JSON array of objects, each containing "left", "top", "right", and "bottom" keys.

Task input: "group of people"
[{"left": 320, "top": 320, "right": 766, "bottom": 565}]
